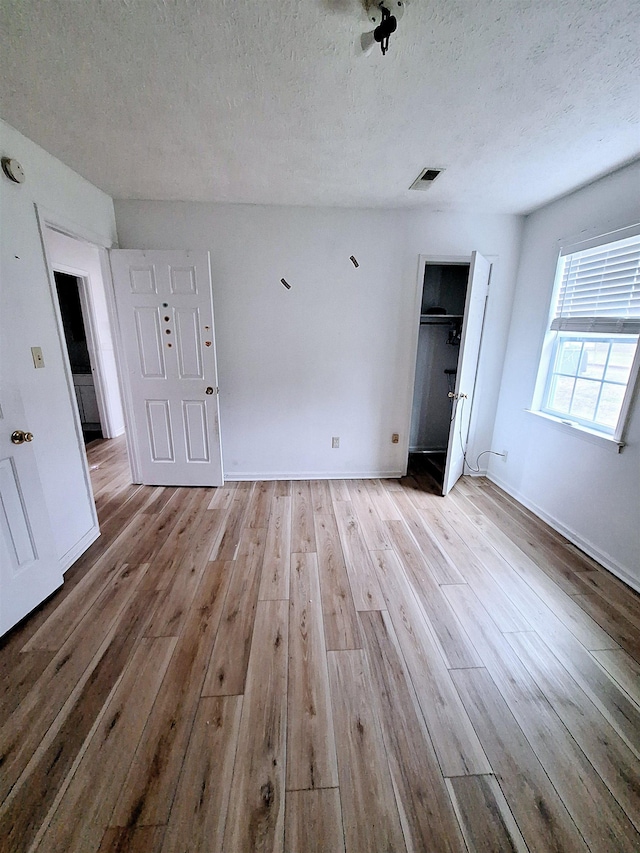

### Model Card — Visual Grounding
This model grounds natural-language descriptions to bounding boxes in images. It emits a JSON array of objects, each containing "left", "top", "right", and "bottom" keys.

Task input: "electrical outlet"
[
  {"left": 391, "top": 433, "right": 399, "bottom": 444},
  {"left": 31, "top": 346, "right": 45, "bottom": 368},
  {"left": 500, "top": 449, "right": 508, "bottom": 462},
  {"left": 332, "top": 436, "right": 340, "bottom": 449}
]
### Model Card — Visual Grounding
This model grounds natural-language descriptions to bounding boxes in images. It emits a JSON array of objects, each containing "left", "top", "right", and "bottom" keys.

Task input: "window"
[{"left": 535, "top": 230, "right": 640, "bottom": 440}]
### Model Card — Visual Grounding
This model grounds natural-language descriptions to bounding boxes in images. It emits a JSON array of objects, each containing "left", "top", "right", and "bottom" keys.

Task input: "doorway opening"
[
  {"left": 408, "top": 261, "right": 470, "bottom": 489},
  {"left": 42, "top": 224, "right": 129, "bottom": 504},
  {"left": 54, "top": 271, "right": 103, "bottom": 444}
]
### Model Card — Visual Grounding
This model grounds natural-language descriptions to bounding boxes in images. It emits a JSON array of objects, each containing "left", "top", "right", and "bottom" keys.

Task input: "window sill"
[{"left": 525, "top": 409, "right": 625, "bottom": 453}]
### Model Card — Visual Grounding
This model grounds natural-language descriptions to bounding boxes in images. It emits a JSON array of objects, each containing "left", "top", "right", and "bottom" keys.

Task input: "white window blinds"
[{"left": 551, "top": 234, "right": 640, "bottom": 334}]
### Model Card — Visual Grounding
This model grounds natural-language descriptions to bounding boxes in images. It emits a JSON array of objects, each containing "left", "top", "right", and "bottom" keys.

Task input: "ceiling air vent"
[{"left": 410, "top": 168, "right": 443, "bottom": 190}]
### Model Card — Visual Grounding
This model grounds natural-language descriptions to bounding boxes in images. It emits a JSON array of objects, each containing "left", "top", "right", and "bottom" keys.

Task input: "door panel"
[
  {"left": 183, "top": 401, "right": 210, "bottom": 462},
  {"left": 0, "top": 387, "right": 61, "bottom": 635},
  {"left": 110, "top": 250, "right": 223, "bottom": 486},
  {"left": 442, "top": 252, "right": 492, "bottom": 496},
  {"left": 135, "top": 308, "right": 165, "bottom": 377}
]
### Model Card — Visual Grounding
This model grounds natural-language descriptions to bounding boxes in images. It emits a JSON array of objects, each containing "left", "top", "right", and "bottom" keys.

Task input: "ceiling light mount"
[{"left": 360, "top": 1, "right": 405, "bottom": 57}]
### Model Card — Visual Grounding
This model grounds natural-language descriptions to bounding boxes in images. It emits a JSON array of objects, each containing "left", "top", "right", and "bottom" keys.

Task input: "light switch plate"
[{"left": 31, "top": 346, "right": 45, "bottom": 368}]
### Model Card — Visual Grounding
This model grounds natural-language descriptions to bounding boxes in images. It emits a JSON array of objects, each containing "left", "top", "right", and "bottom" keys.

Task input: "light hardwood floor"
[{"left": 1, "top": 435, "right": 639, "bottom": 852}]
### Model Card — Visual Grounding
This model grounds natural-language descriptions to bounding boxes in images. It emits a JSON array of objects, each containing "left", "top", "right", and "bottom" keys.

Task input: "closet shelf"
[{"left": 420, "top": 314, "right": 463, "bottom": 324}]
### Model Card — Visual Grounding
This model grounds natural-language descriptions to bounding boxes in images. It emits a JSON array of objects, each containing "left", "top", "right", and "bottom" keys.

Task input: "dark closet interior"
[{"left": 408, "top": 262, "right": 470, "bottom": 486}]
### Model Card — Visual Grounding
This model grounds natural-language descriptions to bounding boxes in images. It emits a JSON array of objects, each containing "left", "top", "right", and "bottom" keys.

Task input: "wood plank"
[
  {"left": 572, "top": 593, "right": 640, "bottom": 659},
  {"left": 287, "top": 552, "right": 338, "bottom": 790},
  {"left": 359, "top": 610, "right": 466, "bottom": 853},
  {"left": 381, "top": 477, "right": 408, "bottom": 492},
  {"left": 432, "top": 492, "right": 640, "bottom": 750},
  {"left": 202, "top": 528, "right": 267, "bottom": 696},
  {"left": 327, "top": 648, "right": 407, "bottom": 853},
  {"left": 332, "top": 500, "right": 385, "bottom": 611},
  {"left": 259, "top": 495, "right": 292, "bottom": 601},
  {"left": 385, "top": 520, "right": 482, "bottom": 669},
  {"left": 146, "top": 489, "right": 214, "bottom": 591},
  {"left": 32, "top": 636, "right": 177, "bottom": 853},
  {"left": 143, "top": 508, "right": 226, "bottom": 637},
  {"left": 160, "top": 696, "right": 243, "bottom": 853},
  {"left": 0, "top": 650, "right": 54, "bottom": 728},
  {"left": 572, "top": 570, "right": 640, "bottom": 629},
  {"left": 389, "top": 491, "right": 465, "bottom": 584},
  {"left": 274, "top": 480, "right": 292, "bottom": 497},
  {"left": 371, "top": 549, "right": 491, "bottom": 776},
  {"left": 443, "top": 583, "right": 640, "bottom": 853},
  {"left": 363, "top": 479, "right": 402, "bottom": 521},
  {"left": 222, "top": 600, "right": 288, "bottom": 853},
  {"left": 111, "top": 561, "right": 233, "bottom": 828},
  {"left": 448, "top": 489, "right": 619, "bottom": 651},
  {"left": 451, "top": 666, "right": 590, "bottom": 853},
  {"left": 310, "top": 479, "right": 333, "bottom": 514},
  {"left": 460, "top": 478, "right": 590, "bottom": 593},
  {"left": 115, "top": 487, "right": 198, "bottom": 569},
  {"left": 403, "top": 486, "right": 531, "bottom": 632},
  {"left": 456, "top": 479, "right": 594, "bottom": 597},
  {"left": 139, "top": 485, "right": 178, "bottom": 517},
  {"left": 21, "top": 492, "right": 163, "bottom": 651},
  {"left": 291, "top": 480, "right": 317, "bottom": 553},
  {"left": 0, "top": 561, "right": 149, "bottom": 804},
  {"left": 98, "top": 826, "right": 166, "bottom": 853},
  {"left": 248, "top": 480, "right": 276, "bottom": 529},
  {"left": 208, "top": 481, "right": 238, "bottom": 510},
  {"left": 591, "top": 648, "right": 640, "bottom": 707},
  {"left": 313, "top": 511, "right": 361, "bottom": 651},
  {"left": 506, "top": 630, "right": 640, "bottom": 822},
  {"left": 446, "top": 775, "right": 526, "bottom": 853},
  {"left": 477, "top": 478, "right": 600, "bottom": 575},
  {"left": 328, "top": 479, "right": 350, "bottom": 501},
  {"left": 284, "top": 789, "right": 345, "bottom": 853},
  {"left": 347, "top": 480, "right": 392, "bottom": 550},
  {"left": 210, "top": 483, "right": 254, "bottom": 561},
  {"left": 0, "top": 591, "right": 159, "bottom": 853}
]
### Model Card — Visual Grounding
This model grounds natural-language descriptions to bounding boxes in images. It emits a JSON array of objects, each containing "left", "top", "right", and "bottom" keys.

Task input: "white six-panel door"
[
  {"left": 0, "top": 385, "right": 61, "bottom": 634},
  {"left": 442, "top": 251, "right": 492, "bottom": 496},
  {"left": 109, "top": 250, "right": 223, "bottom": 487}
]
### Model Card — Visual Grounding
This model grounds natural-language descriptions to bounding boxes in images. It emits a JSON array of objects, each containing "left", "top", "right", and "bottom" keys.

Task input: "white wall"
[
  {"left": 0, "top": 119, "right": 117, "bottom": 566},
  {"left": 115, "top": 201, "right": 522, "bottom": 480},
  {"left": 44, "top": 228, "right": 125, "bottom": 437},
  {"left": 488, "top": 161, "right": 640, "bottom": 589}
]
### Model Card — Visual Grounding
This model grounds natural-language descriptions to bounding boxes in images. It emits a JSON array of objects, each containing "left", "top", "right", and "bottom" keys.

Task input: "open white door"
[
  {"left": 442, "top": 251, "right": 491, "bottom": 496},
  {"left": 109, "top": 250, "right": 223, "bottom": 487},
  {"left": 0, "top": 385, "right": 61, "bottom": 634}
]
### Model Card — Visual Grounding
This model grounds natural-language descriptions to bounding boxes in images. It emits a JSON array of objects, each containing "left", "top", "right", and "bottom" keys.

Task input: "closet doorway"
[{"left": 408, "top": 253, "right": 492, "bottom": 495}]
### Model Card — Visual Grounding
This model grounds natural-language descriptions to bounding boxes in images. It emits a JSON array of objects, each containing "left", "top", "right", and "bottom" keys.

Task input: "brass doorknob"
[
  {"left": 11, "top": 430, "right": 33, "bottom": 445},
  {"left": 205, "top": 386, "right": 215, "bottom": 395}
]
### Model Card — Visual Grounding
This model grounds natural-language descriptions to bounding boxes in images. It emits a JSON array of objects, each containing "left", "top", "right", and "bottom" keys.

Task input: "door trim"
[
  {"left": 51, "top": 264, "right": 113, "bottom": 438},
  {"left": 98, "top": 247, "right": 143, "bottom": 483},
  {"left": 34, "top": 204, "right": 108, "bottom": 553}
]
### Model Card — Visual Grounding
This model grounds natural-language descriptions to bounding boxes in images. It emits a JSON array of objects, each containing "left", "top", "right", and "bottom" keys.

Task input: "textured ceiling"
[{"left": 1, "top": 0, "right": 639, "bottom": 213}]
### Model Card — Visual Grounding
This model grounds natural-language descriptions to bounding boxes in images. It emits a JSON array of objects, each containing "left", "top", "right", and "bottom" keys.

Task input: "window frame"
[
  {"left": 541, "top": 332, "right": 639, "bottom": 435},
  {"left": 532, "top": 225, "right": 640, "bottom": 446}
]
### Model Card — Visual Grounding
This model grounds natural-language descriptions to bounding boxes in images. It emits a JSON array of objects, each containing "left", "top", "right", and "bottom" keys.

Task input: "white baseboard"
[
  {"left": 60, "top": 525, "right": 100, "bottom": 575},
  {"left": 486, "top": 471, "right": 640, "bottom": 594},
  {"left": 227, "top": 470, "right": 404, "bottom": 482}
]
